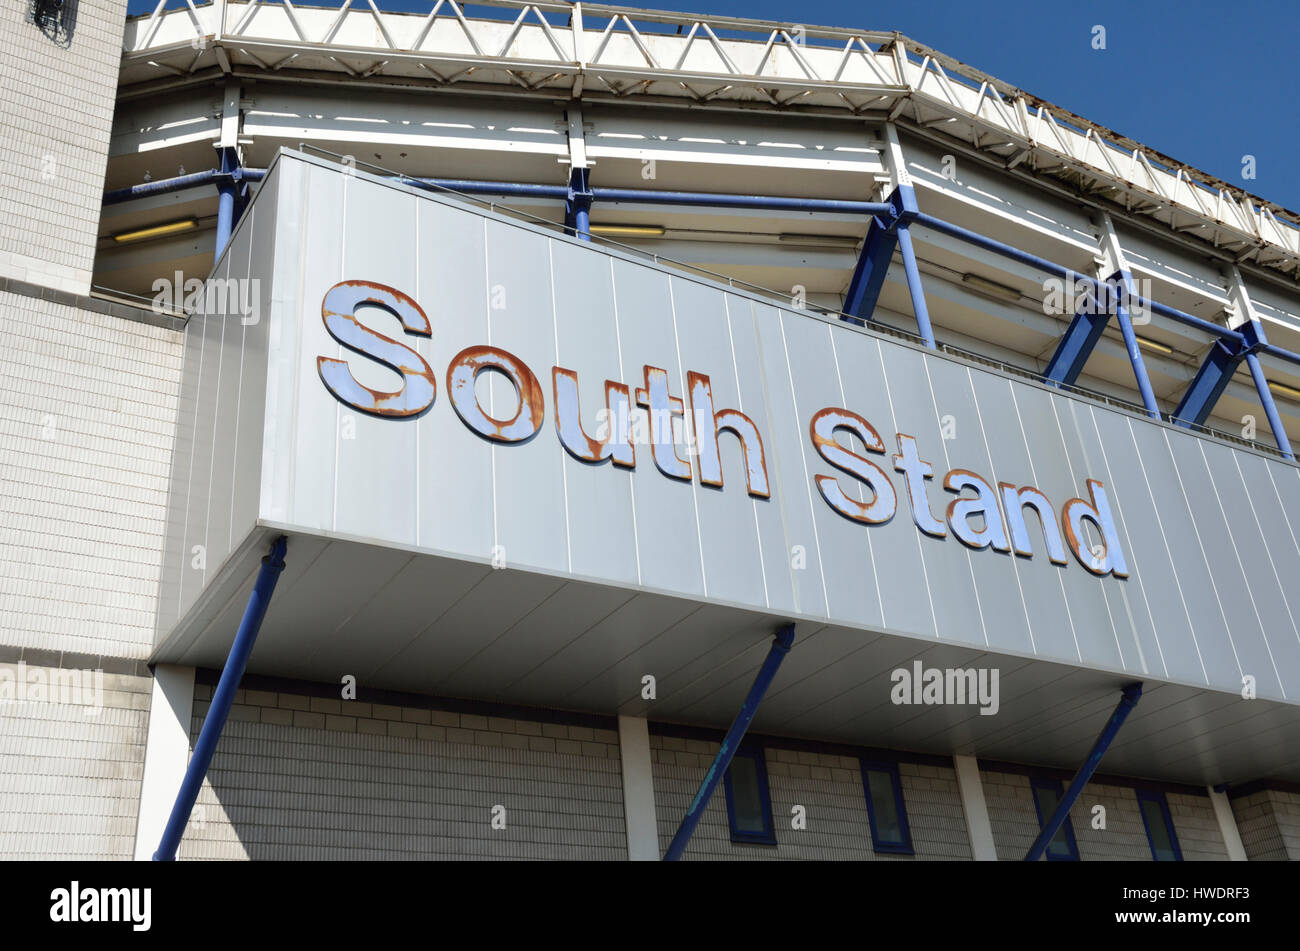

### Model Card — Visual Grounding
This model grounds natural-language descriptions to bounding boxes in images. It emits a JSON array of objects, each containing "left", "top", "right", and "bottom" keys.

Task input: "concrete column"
[
  {"left": 617, "top": 715, "right": 660, "bottom": 861},
  {"left": 954, "top": 753, "right": 998, "bottom": 860},
  {"left": 133, "top": 665, "right": 196, "bottom": 860},
  {"left": 1208, "top": 786, "right": 1248, "bottom": 861}
]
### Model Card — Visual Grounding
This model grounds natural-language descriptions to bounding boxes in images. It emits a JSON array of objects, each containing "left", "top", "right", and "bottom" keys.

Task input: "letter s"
[
  {"left": 317, "top": 281, "right": 436, "bottom": 417},
  {"left": 809, "top": 407, "right": 897, "bottom": 524}
]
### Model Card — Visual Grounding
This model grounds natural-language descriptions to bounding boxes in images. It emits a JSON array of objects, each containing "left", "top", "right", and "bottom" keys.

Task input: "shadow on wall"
[{"left": 31, "top": 0, "right": 77, "bottom": 47}]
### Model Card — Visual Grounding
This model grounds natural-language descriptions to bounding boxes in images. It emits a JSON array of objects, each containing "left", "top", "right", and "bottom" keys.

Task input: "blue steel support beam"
[
  {"left": 564, "top": 168, "right": 593, "bottom": 241},
  {"left": 842, "top": 185, "right": 911, "bottom": 325},
  {"left": 154, "top": 536, "right": 287, "bottom": 861},
  {"left": 1024, "top": 683, "right": 1143, "bottom": 862},
  {"left": 853, "top": 184, "right": 937, "bottom": 349},
  {"left": 1173, "top": 337, "right": 1246, "bottom": 427},
  {"left": 842, "top": 215, "right": 895, "bottom": 324},
  {"left": 663, "top": 624, "right": 796, "bottom": 861},
  {"left": 1172, "top": 318, "right": 1294, "bottom": 458},
  {"left": 213, "top": 147, "right": 240, "bottom": 264},
  {"left": 102, "top": 168, "right": 267, "bottom": 206},
  {"left": 1043, "top": 282, "right": 1111, "bottom": 386}
]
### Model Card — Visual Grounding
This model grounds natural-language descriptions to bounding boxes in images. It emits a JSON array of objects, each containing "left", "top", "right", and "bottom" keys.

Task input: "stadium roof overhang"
[{"left": 161, "top": 525, "right": 1300, "bottom": 788}]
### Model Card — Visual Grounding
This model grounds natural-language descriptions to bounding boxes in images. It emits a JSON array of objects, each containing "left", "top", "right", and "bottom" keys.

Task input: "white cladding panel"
[{"left": 158, "top": 153, "right": 1300, "bottom": 705}]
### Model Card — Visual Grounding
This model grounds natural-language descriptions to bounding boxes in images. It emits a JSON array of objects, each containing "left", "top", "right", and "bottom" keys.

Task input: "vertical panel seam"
[
  {"left": 777, "top": 310, "right": 831, "bottom": 619},
  {"left": 923, "top": 359, "right": 990, "bottom": 648},
  {"left": 1198, "top": 442, "right": 1283, "bottom": 697},
  {"left": 1008, "top": 381, "right": 1081, "bottom": 661},
  {"left": 828, "top": 327, "right": 882, "bottom": 626},
  {"left": 1086, "top": 406, "right": 1167, "bottom": 679},
  {"left": 875, "top": 340, "right": 940, "bottom": 638},
  {"left": 967, "top": 368, "right": 1036, "bottom": 653},
  {"left": 665, "top": 277, "right": 708, "bottom": 598},
  {"left": 1161, "top": 428, "right": 1241, "bottom": 680},
  {"left": 1125, "top": 418, "right": 1207, "bottom": 683}
]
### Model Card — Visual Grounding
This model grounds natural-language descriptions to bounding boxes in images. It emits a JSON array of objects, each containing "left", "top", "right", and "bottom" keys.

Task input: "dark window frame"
[
  {"left": 1136, "top": 788, "right": 1184, "bottom": 862},
  {"left": 859, "top": 758, "right": 914, "bottom": 855},
  {"left": 723, "top": 743, "right": 777, "bottom": 845},
  {"left": 1029, "top": 775, "right": 1080, "bottom": 861}
]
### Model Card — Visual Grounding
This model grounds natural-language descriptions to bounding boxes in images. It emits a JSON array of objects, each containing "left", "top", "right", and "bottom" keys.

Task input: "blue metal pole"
[
  {"left": 564, "top": 168, "right": 593, "bottom": 241},
  {"left": 895, "top": 222, "right": 936, "bottom": 348},
  {"left": 1114, "top": 302, "right": 1161, "bottom": 420},
  {"left": 1245, "top": 351, "right": 1295, "bottom": 459},
  {"left": 1024, "top": 682, "right": 1142, "bottom": 862},
  {"left": 592, "top": 188, "right": 890, "bottom": 215},
  {"left": 412, "top": 178, "right": 571, "bottom": 200},
  {"left": 1145, "top": 299, "right": 1246, "bottom": 346},
  {"left": 911, "top": 211, "right": 1085, "bottom": 285},
  {"left": 154, "top": 535, "right": 287, "bottom": 861},
  {"left": 213, "top": 146, "right": 241, "bottom": 265},
  {"left": 214, "top": 183, "right": 236, "bottom": 264},
  {"left": 663, "top": 624, "right": 795, "bottom": 861},
  {"left": 1262, "top": 342, "right": 1300, "bottom": 367}
]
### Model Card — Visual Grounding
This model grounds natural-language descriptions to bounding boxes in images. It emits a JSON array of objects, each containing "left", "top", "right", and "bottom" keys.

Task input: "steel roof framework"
[{"left": 120, "top": 0, "right": 1300, "bottom": 280}]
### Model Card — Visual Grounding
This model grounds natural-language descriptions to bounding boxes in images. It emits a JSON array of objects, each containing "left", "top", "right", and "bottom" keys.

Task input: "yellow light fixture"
[
  {"left": 587, "top": 223, "right": 666, "bottom": 237},
  {"left": 1267, "top": 378, "right": 1300, "bottom": 401},
  {"left": 1135, "top": 335, "right": 1173, "bottom": 355},
  {"left": 961, "top": 272, "right": 1021, "bottom": 302},
  {"left": 111, "top": 218, "right": 199, "bottom": 243}
]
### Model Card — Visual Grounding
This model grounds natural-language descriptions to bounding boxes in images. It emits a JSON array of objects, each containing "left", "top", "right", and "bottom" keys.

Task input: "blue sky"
[{"left": 130, "top": 0, "right": 1299, "bottom": 211}]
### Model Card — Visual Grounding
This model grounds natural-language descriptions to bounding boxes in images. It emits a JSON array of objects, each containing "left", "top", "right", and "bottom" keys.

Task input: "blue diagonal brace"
[
  {"left": 663, "top": 623, "right": 795, "bottom": 861},
  {"left": 1024, "top": 682, "right": 1142, "bottom": 862},
  {"left": 154, "top": 535, "right": 288, "bottom": 861},
  {"left": 1173, "top": 337, "right": 1246, "bottom": 427},
  {"left": 1043, "top": 281, "right": 1111, "bottom": 386},
  {"left": 843, "top": 213, "right": 898, "bottom": 324}
]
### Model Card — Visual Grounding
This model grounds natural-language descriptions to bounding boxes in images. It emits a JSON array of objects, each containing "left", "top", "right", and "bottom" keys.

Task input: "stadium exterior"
[{"left": 3, "top": 0, "right": 1300, "bottom": 862}]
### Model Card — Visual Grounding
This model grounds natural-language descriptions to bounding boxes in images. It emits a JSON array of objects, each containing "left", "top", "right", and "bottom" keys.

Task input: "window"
[
  {"left": 724, "top": 744, "right": 775, "bottom": 844},
  {"left": 1029, "top": 777, "right": 1079, "bottom": 860},
  {"left": 860, "top": 759, "right": 913, "bottom": 854},
  {"left": 1136, "top": 790, "right": 1183, "bottom": 861}
]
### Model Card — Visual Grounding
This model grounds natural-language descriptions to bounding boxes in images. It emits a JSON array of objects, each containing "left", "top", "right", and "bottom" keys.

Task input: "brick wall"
[
  {"left": 0, "top": 289, "right": 183, "bottom": 660},
  {"left": 649, "top": 734, "right": 971, "bottom": 860},
  {"left": 1232, "top": 789, "right": 1300, "bottom": 860},
  {"left": 981, "top": 769, "right": 1225, "bottom": 860},
  {"left": 0, "top": 0, "right": 128, "bottom": 294},
  {"left": 1168, "top": 791, "right": 1229, "bottom": 861},
  {"left": 0, "top": 661, "right": 150, "bottom": 859},
  {"left": 180, "top": 685, "right": 628, "bottom": 860}
]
